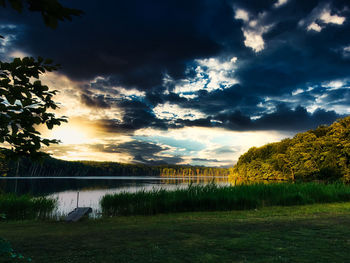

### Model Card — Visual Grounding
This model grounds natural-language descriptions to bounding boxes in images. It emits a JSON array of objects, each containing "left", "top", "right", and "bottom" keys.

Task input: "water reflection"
[
  {"left": 0, "top": 176, "right": 231, "bottom": 195},
  {"left": 0, "top": 176, "right": 285, "bottom": 216},
  {"left": 0, "top": 176, "right": 232, "bottom": 216}
]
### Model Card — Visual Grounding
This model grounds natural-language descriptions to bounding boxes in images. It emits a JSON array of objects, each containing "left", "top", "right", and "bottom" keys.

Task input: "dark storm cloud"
[
  {"left": 174, "top": 105, "right": 341, "bottom": 132},
  {"left": 320, "top": 88, "right": 350, "bottom": 104},
  {"left": 92, "top": 140, "right": 184, "bottom": 165},
  {"left": 133, "top": 155, "right": 184, "bottom": 166},
  {"left": 98, "top": 100, "right": 167, "bottom": 133},
  {"left": 2, "top": 0, "right": 350, "bottom": 133},
  {"left": 210, "top": 105, "right": 340, "bottom": 131},
  {"left": 214, "top": 146, "right": 237, "bottom": 154},
  {"left": 97, "top": 97, "right": 341, "bottom": 133},
  {"left": 0, "top": 0, "right": 244, "bottom": 89},
  {"left": 80, "top": 93, "right": 110, "bottom": 109},
  {"left": 252, "top": 105, "right": 341, "bottom": 131},
  {"left": 191, "top": 157, "right": 222, "bottom": 163}
]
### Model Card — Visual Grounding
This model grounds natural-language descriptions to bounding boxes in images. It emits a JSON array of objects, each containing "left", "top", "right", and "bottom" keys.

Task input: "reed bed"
[
  {"left": 0, "top": 194, "right": 57, "bottom": 220},
  {"left": 100, "top": 182, "right": 350, "bottom": 216}
]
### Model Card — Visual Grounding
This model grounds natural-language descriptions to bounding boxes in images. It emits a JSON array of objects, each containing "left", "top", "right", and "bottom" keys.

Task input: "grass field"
[{"left": 2, "top": 202, "right": 350, "bottom": 262}]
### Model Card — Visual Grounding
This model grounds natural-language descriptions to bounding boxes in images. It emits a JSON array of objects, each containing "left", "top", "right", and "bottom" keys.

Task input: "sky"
[{"left": 1, "top": 0, "right": 350, "bottom": 167}]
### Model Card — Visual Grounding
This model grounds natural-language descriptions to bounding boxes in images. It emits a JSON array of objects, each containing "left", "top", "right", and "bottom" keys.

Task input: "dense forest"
[
  {"left": 232, "top": 116, "right": 350, "bottom": 182},
  {"left": 0, "top": 151, "right": 231, "bottom": 178}
]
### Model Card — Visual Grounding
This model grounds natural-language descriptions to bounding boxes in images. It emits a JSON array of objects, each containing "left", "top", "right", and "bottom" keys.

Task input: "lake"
[{"left": 0, "top": 176, "right": 231, "bottom": 216}]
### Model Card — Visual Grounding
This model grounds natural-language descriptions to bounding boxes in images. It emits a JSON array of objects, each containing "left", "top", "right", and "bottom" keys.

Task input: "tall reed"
[
  {"left": 101, "top": 182, "right": 350, "bottom": 216},
  {"left": 0, "top": 194, "right": 57, "bottom": 220}
]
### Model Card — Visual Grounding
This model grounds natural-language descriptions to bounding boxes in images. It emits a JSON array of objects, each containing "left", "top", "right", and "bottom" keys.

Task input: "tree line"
[{"left": 0, "top": 152, "right": 232, "bottom": 177}]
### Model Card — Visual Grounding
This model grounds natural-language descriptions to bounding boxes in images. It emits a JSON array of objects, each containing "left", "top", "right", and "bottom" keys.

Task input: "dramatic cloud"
[
  {"left": 91, "top": 140, "right": 184, "bottom": 165},
  {"left": 234, "top": 7, "right": 274, "bottom": 52},
  {"left": 299, "top": 2, "right": 346, "bottom": 32},
  {"left": 1, "top": 0, "right": 350, "bottom": 165}
]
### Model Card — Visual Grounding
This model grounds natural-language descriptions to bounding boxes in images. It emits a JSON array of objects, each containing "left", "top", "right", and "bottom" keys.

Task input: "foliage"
[
  {"left": 0, "top": 1, "right": 81, "bottom": 261},
  {"left": 100, "top": 182, "right": 350, "bottom": 216},
  {"left": 0, "top": 0, "right": 82, "bottom": 157},
  {"left": 0, "top": 57, "right": 68, "bottom": 158},
  {"left": 0, "top": 152, "right": 8, "bottom": 176},
  {"left": 0, "top": 238, "right": 31, "bottom": 262},
  {"left": 0, "top": 193, "right": 56, "bottom": 220},
  {"left": 0, "top": 238, "right": 32, "bottom": 262},
  {"left": 232, "top": 116, "right": 350, "bottom": 182},
  {"left": 0, "top": 0, "right": 83, "bottom": 30}
]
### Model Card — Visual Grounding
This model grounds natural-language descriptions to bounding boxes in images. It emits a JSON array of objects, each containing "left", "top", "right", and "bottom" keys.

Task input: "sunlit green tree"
[{"left": 231, "top": 116, "right": 350, "bottom": 182}]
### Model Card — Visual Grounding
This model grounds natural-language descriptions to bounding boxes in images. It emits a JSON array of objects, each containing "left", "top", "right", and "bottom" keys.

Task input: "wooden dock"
[{"left": 65, "top": 207, "right": 92, "bottom": 222}]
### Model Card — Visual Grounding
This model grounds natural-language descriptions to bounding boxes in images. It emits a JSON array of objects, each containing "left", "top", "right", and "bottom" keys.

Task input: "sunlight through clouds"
[
  {"left": 3, "top": 0, "right": 349, "bottom": 167},
  {"left": 134, "top": 127, "right": 291, "bottom": 166},
  {"left": 172, "top": 56, "right": 238, "bottom": 98}
]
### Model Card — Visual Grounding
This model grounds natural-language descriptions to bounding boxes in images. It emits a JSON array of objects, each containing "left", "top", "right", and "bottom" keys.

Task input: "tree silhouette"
[
  {"left": 0, "top": 0, "right": 83, "bottom": 30},
  {"left": 0, "top": 57, "right": 68, "bottom": 158},
  {"left": 0, "top": 0, "right": 82, "bottom": 158}
]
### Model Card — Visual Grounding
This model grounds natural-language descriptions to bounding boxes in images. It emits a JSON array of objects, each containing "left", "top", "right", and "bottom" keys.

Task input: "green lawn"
[{"left": 2, "top": 202, "right": 350, "bottom": 262}]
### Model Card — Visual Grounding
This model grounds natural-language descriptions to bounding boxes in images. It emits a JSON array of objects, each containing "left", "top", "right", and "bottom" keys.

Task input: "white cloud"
[
  {"left": 322, "top": 80, "right": 345, "bottom": 90},
  {"left": 153, "top": 103, "right": 206, "bottom": 121},
  {"left": 300, "top": 3, "right": 346, "bottom": 32},
  {"left": 234, "top": 9, "right": 249, "bottom": 22},
  {"left": 292, "top": 88, "right": 304, "bottom": 96},
  {"left": 243, "top": 30, "right": 266, "bottom": 53},
  {"left": 319, "top": 10, "right": 346, "bottom": 25},
  {"left": 307, "top": 22, "right": 322, "bottom": 32},
  {"left": 172, "top": 56, "right": 238, "bottom": 97},
  {"left": 234, "top": 9, "right": 274, "bottom": 52},
  {"left": 342, "top": 45, "right": 350, "bottom": 58},
  {"left": 117, "top": 87, "right": 146, "bottom": 98},
  {"left": 274, "top": 0, "right": 288, "bottom": 8}
]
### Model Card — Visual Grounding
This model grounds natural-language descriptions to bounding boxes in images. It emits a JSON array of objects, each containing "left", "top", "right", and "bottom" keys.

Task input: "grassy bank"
[
  {"left": 0, "top": 194, "right": 57, "bottom": 220},
  {"left": 2, "top": 202, "right": 350, "bottom": 262},
  {"left": 101, "top": 182, "right": 350, "bottom": 216}
]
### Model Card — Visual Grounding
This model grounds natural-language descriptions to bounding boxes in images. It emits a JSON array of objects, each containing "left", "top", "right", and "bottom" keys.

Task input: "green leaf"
[{"left": 0, "top": 56, "right": 67, "bottom": 158}]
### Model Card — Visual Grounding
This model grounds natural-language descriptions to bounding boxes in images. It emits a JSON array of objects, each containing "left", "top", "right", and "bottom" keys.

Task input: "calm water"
[{"left": 0, "top": 176, "right": 231, "bottom": 216}]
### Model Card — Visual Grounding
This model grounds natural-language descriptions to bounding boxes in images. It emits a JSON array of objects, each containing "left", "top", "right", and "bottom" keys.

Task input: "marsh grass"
[
  {"left": 101, "top": 182, "right": 350, "bottom": 216},
  {"left": 0, "top": 194, "right": 57, "bottom": 220}
]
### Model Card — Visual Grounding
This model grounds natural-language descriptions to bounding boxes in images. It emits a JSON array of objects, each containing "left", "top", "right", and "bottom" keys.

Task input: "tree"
[
  {"left": 231, "top": 116, "right": 350, "bottom": 182},
  {"left": 0, "top": 0, "right": 82, "bottom": 158},
  {"left": 0, "top": 1, "right": 82, "bottom": 260},
  {"left": 0, "top": 57, "right": 68, "bottom": 158},
  {"left": 0, "top": 0, "right": 83, "bottom": 30}
]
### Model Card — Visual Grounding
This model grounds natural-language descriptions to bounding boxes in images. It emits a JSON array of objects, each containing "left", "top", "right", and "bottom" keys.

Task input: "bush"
[
  {"left": 0, "top": 238, "right": 31, "bottom": 262},
  {"left": 101, "top": 183, "right": 350, "bottom": 216}
]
